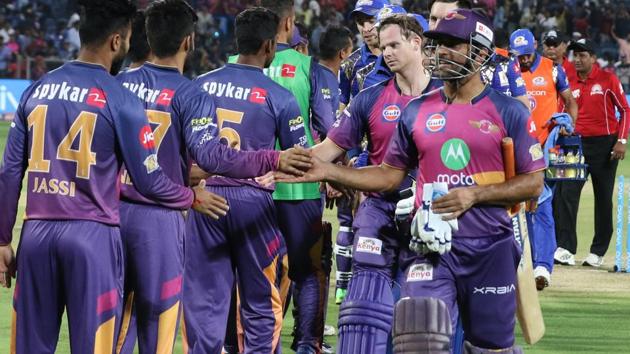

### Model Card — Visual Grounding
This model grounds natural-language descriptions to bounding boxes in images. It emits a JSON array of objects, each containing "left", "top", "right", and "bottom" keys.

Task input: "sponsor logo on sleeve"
[
  {"left": 426, "top": 113, "right": 446, "bottom": 133},
  {"left": 143, "top": 154, "right": 159, "bottom": 174},
  {"left": 355, "top": 236, "right": 383, "bottom": 255},
  {"left": 281, "top": 64, "right": 296, "bottom": 78},
  {"left": 190, "top": 116, "right": 216, "bottom": 132},
  {"left": 289, "top": 116, "right": 305, "bottom": 132},
  {"left": 382, "top": 104, "right": 401, "bottom": 122},
  {"left": 529, "top": 143, "right": 544, "bottom": 161},
  {"left": 407, "top": 263, "right": 434, "bottom": 282},
  {"left": 139, "top": 125, "right": 155, "bottom": 149},
  {"left": 86, "top": 88, "right": 107, "bottom": 108},
  {"left": 155, "top": 89, "right": 175, "bottom": 106}
]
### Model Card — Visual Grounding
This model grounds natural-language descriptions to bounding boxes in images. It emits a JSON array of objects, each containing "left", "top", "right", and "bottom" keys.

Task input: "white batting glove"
[{"left": 409, "top": 183, "right": 458, "bottom": 255}]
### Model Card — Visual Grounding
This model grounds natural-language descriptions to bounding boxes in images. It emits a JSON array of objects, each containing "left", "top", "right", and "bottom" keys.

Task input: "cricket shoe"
[
  {"left": 323, "top": 324, "right": 336, "bottom": 336},
  {"left": 322, "top": 342, "right": 334, "bottom": 354},
  {"left": 533, "top": 266, "right": 550, "bottom": 291},
  {"left": 554, "top": 247, "right": 575, "bottom": 266},
  {"left": 582, "top": 253, "right": 604, "bottom": 267}
]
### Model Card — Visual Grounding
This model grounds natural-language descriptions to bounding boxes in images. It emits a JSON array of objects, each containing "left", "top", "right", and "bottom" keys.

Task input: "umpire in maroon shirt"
[{"left": 553, "top": 39, "right": 630, "bottom": 267}]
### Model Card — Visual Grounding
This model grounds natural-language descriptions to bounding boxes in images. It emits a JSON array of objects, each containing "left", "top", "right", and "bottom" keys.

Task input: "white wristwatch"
[{"left": 618, "top": 139, "right": 627, "bottom": 145}]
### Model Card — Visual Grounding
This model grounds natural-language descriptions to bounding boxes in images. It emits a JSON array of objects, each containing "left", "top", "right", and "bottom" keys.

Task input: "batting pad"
[{"left": 393, "top": 297, "right": 452, "bottom": 354}]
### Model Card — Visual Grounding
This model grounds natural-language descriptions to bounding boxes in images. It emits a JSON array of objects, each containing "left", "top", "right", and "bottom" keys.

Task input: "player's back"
[
  {"left": 117, "top": 63, "right": 204, "bottom": 204},
  {"left": 19, "top": 61, "right": 149, "bottom": 224},
  {"left": 196, "top": 63, "right": 306, "bottom": 188}
]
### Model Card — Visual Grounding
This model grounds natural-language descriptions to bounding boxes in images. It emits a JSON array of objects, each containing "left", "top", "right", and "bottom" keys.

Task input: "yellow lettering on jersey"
[{"left": 32, "top": 177, "right": 77, "bottom": 197}]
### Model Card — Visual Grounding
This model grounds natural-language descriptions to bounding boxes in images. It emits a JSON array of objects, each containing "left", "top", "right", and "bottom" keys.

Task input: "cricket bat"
[{"left": 502, "top": 137, "right": 545, "bottom": 345}]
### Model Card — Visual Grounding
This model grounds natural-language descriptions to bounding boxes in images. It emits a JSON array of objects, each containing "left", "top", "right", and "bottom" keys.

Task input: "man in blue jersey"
[
  {"left": 0, "top": 0, "right": 231, "bottom": 352},
  {"left": 184, "top": 7, "right": 310, "bottom": 353},
  {"left": 114, "top": 1, "right": 312, "bottom": 353},
  {"left": 340, "top": 0, "right": 389, "bottom": 104}
]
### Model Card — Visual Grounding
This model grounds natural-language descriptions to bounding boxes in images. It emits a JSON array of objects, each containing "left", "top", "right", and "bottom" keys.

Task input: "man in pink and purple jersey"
[
  {"left": 308, "top": 14, "right": 438, "bottom": 354},
  {"left": 184, "top": 8, "right": 310, "bottom": 353},
  {"left": 280, "top": 9, "right": 544, "bottom": 353},
  {"left": 0, "top": 0, "right": 229, "bottom": 352},
  {"left": 114, "top": 1, "right": 312, "bottom": 353}
]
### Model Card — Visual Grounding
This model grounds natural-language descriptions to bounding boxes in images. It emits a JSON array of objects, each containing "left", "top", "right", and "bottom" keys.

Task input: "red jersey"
[{"left": 570, "top": 65, "right": 630, "bottom": 138}]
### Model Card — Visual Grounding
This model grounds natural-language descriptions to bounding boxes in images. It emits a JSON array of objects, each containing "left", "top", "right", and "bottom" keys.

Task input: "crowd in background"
[{"left": 1, "top": 0, "right": 630, "bottom": 89}]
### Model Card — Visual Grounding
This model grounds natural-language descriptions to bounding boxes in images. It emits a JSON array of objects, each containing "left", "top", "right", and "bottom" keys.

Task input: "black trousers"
[{"left": 553, "top": 135, "right": 619, "bottom": 256}]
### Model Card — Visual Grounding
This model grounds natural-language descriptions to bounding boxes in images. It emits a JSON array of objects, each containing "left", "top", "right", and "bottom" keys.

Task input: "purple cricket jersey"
[
  {"left": 194, "top": 63, "right": 308, "bottom": 189},
  {"left": 116, "top": 63, "right": 281, "bottom": 205},
  {"left": 0, "top": 61, "right": 195, "bottom": 245},
  {"left": 384, "top": 86, "right": 546, "bottom": 238}
]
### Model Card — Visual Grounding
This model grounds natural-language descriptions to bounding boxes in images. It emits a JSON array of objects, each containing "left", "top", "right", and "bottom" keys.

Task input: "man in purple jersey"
[
  {"left": 280, "top": 9, "right": 545, "bottom": 353},
  {"left": 309, "top": 15, "right": 438, "bottom": 354},
  {"left": 0, "top": 0, "right": 230, "bottom": 352},
  {"left": 183, "top": 8, "right": 310, "bottom": 353},
  {"left": 114, "top": 1, "right": 312, "bottom": 353}
]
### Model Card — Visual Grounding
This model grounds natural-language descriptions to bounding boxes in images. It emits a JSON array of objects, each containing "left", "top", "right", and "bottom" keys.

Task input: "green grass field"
[{"left": 1, "top": 120, "right": 629, "bottom": 353}]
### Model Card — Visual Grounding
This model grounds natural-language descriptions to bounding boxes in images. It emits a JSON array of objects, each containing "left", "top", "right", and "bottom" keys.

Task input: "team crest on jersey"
[
  {"left": 426, "top": 113, "right": 446, "bottom": 133},
  {"left": 515, "top": 77, "right": 525, "bottom": 87},
  {"left": 572, "top": 89, "right": 580, "bottom": 98},
  {"left": 529, "top": 144, "right": 544, "bottom": 161},
  {"left": 382, "top": 104, "right": 401, "bottom": 122},
  {"left": 532, "top": 76, "right": 547, "bottom": 86},
  {"left": 281, "top": 64, "right": 296, "bottom": 78},
  {"left": 86, "top": 88, "right": 107, "bottom": 108},
  {"left": 590, "top": 84, "right": 604, "bottom": 95},
  {"left": 139, "top": 125, "right": 155, "bottom": 149},
  {"left": 143, "top": 154, "right": 159, "bottom": 174},
  {"left": 407, "top": 263, "right": 433, "bottom": 282},
  {"left": 469, "top": 119, "right": 500, "bottom": 134}
]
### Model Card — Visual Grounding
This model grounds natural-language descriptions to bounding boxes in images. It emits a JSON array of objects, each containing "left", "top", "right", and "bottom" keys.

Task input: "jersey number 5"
[
  {"left": 216, "top": 108, "right": 244, "bottom": 150},
  {"left": 27, "top": 104, "right": 97, "bottom": 179}
]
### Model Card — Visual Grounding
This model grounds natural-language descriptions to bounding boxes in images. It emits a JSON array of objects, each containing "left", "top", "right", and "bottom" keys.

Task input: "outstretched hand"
[
  {"left": 191, "top": 180, "right": 230, "bottom": 219},
  {"left": 278, "top": 145, "right": 313, "bottom": 176},
  {"left": 0, "top": 244, "right": 16, "bottom": 288},
  {"left": 274, "top": 154, "right": 329, "bottom": 184}
]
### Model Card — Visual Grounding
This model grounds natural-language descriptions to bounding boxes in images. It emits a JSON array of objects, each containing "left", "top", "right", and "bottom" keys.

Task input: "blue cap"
[
  {"left": 352, "top": 0, "right": 390, "bottom": 17},
  {"left": 290, "top": 26, "right": 308, "bottom": 48},
  {"left": 510, "top": 28, "right": 536, "bottom": 56},
  {"left": 374, "top": 5, "right": 407, "bottom": 27},
  {"left": 411, "top": 13, "right": 429, "bottom": 32}
]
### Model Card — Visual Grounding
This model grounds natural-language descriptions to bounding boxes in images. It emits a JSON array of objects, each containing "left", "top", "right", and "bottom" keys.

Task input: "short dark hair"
[
  {"left": 77, "top": 0, "right": 136, "bottom": 47},
  {"left": 127, "top": 10, "right": 150, "bottom": 63},
  {"left": 260, "top": 0, "right": 294, "bottom": 19},
  {"left": 235, "top": 7, "right": 279, "bottom": 55},
  {"left": 145, "top": 0, "right": 198, "bottom": 58},
  {"left": 378, "top": 14, "right": 424, "bottom": 40},
  {"left": 428, "top": 0, "right": 472, "bottom": 10},
  {"left": 319, "top": 25, "right": 353, "bottom": 60}
]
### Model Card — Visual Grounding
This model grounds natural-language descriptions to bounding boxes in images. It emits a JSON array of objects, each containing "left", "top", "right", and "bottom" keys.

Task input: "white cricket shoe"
[
  {"left": 582, "top": 253, "right": 604, "bottom": 267},
  {"left": 533, "top": 266, "right": 551, "bottom": 291},
  {"left": 324, "top": 324, "right": 336, "bottom": 336},
  {"left": 554, "top": 247, "right": 575, "bottom": 266}
]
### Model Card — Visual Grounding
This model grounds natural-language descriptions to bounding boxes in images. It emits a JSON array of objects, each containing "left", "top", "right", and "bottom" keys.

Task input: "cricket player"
[
  {"left": 114, "top": 1, "right": 312, "bottom": 353},
  {"left": 183, "top": 7, "right": 309, "bottom": 353},
  {"left": 280, "top": 9, "right": 545, "bottom": 352},
  {"left": 309, "top": 14, "right": 439, "bottom": 354},
  {"left": 0, "top": 0, "right": 227, "bottom": 352}
]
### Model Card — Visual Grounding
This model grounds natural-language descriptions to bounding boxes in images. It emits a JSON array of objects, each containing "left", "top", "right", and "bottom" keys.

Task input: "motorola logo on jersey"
[
  {"left": 281, "top": 64, "right": 296, "bottom": 78},
  {"left": 426, "top": 113, "right": 446, "bottom": 133},
  {"left": 249, "top": 87, "right": 267, "bottom": 104},
  {"left": 440, "top": 138, "right": 470, "bottom": 171},
  {"left": 382, "top": 104, "right": 401, "bottom": 122},
  {"left": 139, "top": 125, "right": 155, "bottom": 149},
  {"left": 30, "top": 81, "right": 107, "bottom": 108},
  {"left": 155, "top": 88, "right": 174, "bottom": 106},
  {"left": 201, "top": 81, "right": 266, "bottom": 104}
]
